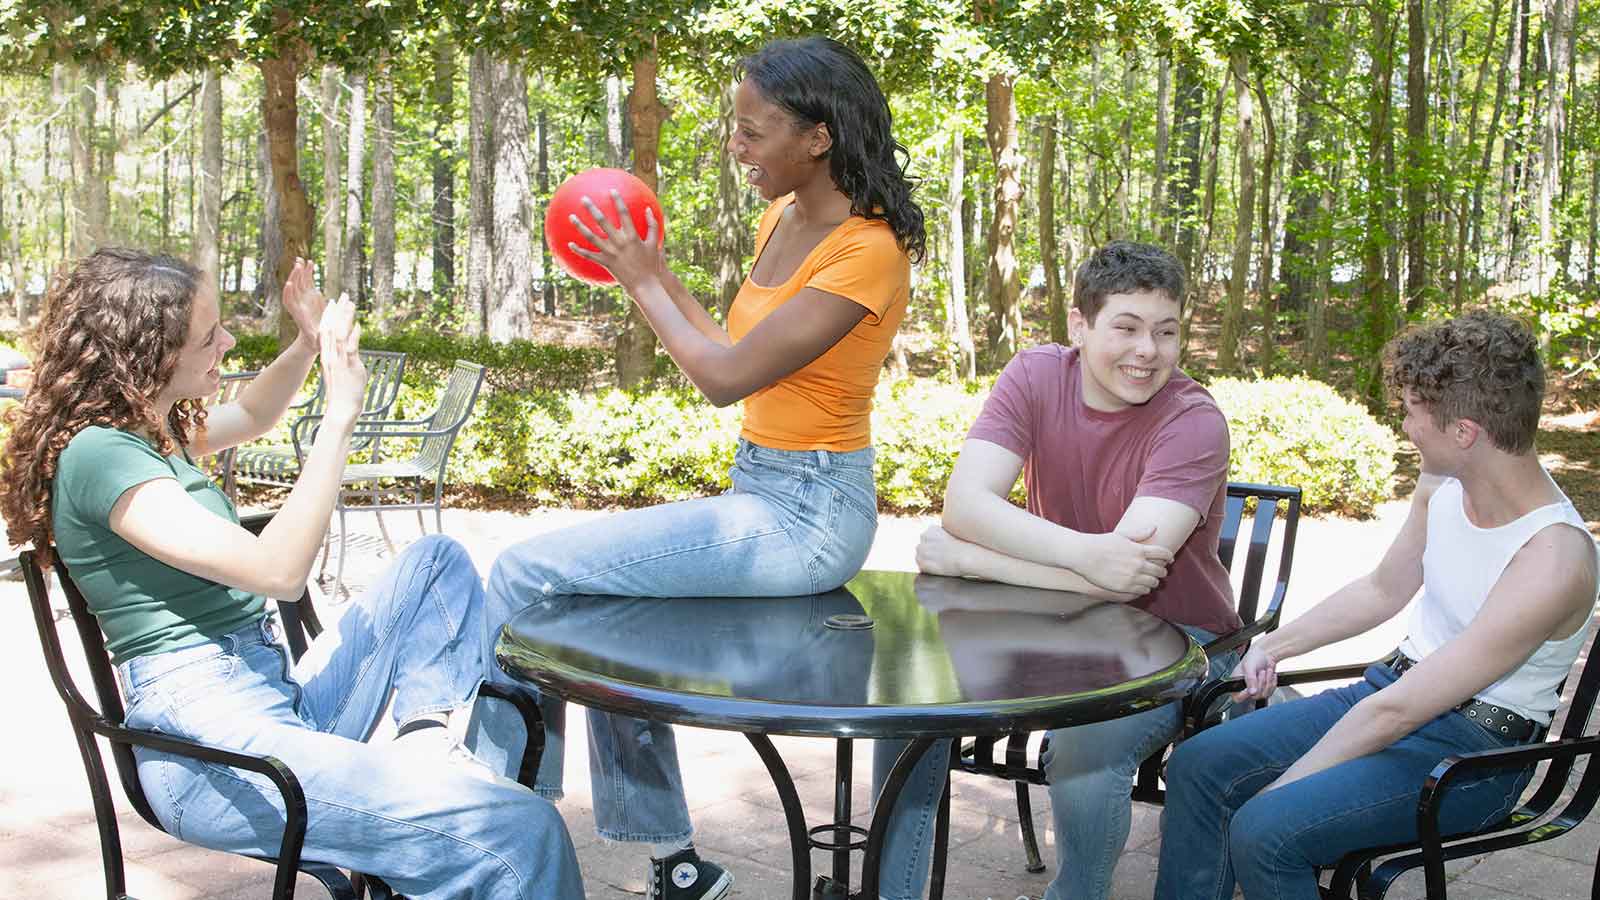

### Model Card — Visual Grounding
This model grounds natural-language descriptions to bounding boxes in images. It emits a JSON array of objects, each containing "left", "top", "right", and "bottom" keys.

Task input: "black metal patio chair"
[
  {"left": 932, "top": 481, "right": 1303, "bottom": 897},
  {"left": 1184, "top": 632, "right": 1600, "bottom": 899},
  {"left": 21, "top": 511, "right": 544, "bottom": 900}
]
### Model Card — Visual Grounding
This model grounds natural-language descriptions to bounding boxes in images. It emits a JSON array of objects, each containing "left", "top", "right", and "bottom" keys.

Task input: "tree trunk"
[
  {"left": 1589, "top": 66, "right": 1600, "bottom": 287},
  {"left": 946, "top": 115, "right": 975, "bottom": 379},
  {"left": 371, "top": 58, "right": 396, "bottom": 322},
  {"left": 68, "top": 65, "right": 105, "bottom": 258},
  {"left": 1362, "top": 0, "right": 1399, "bottom": 402},
  {"left": 1218, "top": 54, "right": 1255, "bottom": 373},
  {"left": 259, "top": 49, "right": 311, "bottom": 344},
  {"left": 487, "top": 57, "right": 534, "bottom": 343},
  {"left": 1152, "top": 52, "right": 1171, "bottom": 234},
  {"left": 341, "top": 70, "right": 367, "bottom": 307},
  {"left": 1498, "top": 0, "right": 1530, "bottom": 277},
  {"left": 1533, "top": 0, "right": 1575, "bottom": 296},
  {"left": 605, "top": 75, "right": 627, "bottom": 169},
  {"left": 320, "top": 66, "right": 344, "bottom": 297},
  {"left": 1182, "top": 79, "right": 1227, "bottom": 358},
  {"left": 1403, "top": 0, "right": 1430, "bottom": 312},
  {"left": 1117, "top": 53, "right": 1134, "bottom": 234},
  {"left": 465, "top": 49, "right": 492, "bottom": 336},
  {"left": 1039, "top": 113, "right": 1066, "bottom": 345},
  {"left": 1280, "top": 2, "right": 1332, "bottom": 314},
  {"left": 616, "top": 44, "right": 667, "bottom": 388},
  {"left": 537, "top": 101, "right": 554, "bottom": 316},
  {"left": 984, "top": 71, "right": 1023, "bottom": 364},
  {"left": 431, "top": 38, "right": 456, "bottom": 299},
  {"left": 1467, "top": 0, "right": 1514, "bottom": 303},
  {"left": 1452, "top": 0, "right": 1502, "bottom": 309},
  {"left": 1252, "top": 74, "right": 1277, "bottom": 370},
  {"left": 1169, "top": 53, "right": 1204, "bottom": 266},
  {"left": 196, "top": 68, "right": 224, "bottom": 301},
  {"left": 714, "top": 79, "right": 745, "bottom": 321}
]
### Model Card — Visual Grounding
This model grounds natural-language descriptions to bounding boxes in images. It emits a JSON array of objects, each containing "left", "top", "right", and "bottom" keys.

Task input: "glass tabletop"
[{"left": 496, "top": 570, "right": 1208, "bottom": 738}]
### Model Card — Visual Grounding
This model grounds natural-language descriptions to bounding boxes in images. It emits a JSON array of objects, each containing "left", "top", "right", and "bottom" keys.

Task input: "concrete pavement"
[{"left": 3, "top": 504, "right": 1595, "bottom": 899}]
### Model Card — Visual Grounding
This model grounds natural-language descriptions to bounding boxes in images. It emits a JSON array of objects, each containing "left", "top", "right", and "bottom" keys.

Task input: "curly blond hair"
[{"left": 0, "top": 248, "right": 210, "bottom": 553}]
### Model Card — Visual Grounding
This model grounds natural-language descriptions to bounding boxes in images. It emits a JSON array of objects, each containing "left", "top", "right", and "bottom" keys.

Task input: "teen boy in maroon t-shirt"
[{"left": 873, "top": 241, "right": 1240, "bottom": 900}]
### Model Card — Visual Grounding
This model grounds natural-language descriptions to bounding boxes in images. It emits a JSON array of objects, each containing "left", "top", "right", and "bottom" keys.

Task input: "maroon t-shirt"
[{"left": 967, "top": 345, "right": 1240, "bottom": 635}]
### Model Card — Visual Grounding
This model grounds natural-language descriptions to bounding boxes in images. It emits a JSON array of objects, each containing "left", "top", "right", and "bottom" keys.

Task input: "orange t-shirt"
[{"left": 728, "top": 197, "right": 910, "bottom": 452}]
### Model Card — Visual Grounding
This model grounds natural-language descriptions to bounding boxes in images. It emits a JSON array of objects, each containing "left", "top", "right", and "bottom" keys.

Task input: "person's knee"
[
  {"left": 1163, "top": 738, "right": 1213, "bottom": 797},
  {"left": 1227, "top": 795, "right": 1288, "bottom": 874},
  {"left": 458, "top": 789, "right": 578, "bottom": 886}
]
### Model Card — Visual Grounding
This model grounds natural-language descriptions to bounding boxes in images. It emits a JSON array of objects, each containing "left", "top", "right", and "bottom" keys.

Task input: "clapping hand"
[
  {"left": 283, "top": 258, "right": 329, "bottom": 353},
  {"left": 318, "top": 294, "right": 368, "bottom": 425}
]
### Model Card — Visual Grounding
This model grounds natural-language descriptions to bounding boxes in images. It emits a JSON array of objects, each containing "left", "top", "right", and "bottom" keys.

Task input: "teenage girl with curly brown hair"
[{"left": 0, "top": 248, "right": 583, "bottom": 899}]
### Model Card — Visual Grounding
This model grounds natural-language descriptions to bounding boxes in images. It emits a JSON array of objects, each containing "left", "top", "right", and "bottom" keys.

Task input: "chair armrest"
[
  {"left": 292, "top": 414, "right": 445, "bottom": 447},
  {"left": 1182, "top": 662, "right": 1379, "bottom": 735},
  {"left": 238, "top": 511, "right": 277, "bottom": 536},
  {"left": 92, "top": 718, "right": 311, "bottom": 894},
  {"left": 476, "top": 683, "right": 547, "bottom": 789},
  {"left": 1415, "top": 735, "right": 1600, "bottom": 895}
]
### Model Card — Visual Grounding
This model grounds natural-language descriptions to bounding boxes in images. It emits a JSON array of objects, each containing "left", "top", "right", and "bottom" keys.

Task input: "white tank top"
[{"left": 1398, "top": 476, "right": 1596, "bottom": 724}]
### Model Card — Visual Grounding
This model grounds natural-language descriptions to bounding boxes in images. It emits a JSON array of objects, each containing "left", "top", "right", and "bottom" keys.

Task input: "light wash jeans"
[
  {"left": 119, "top": 535, "right": 584, "bottom": 900},
  {"left": 473, "top": 438, "right": 879, "bottom": 843},
  {"left": 872, "top": 625, "right": 1235, "bottom": 900},
  {"left": 1155, "top": 662, "right": 1534, "bottom": 900}
]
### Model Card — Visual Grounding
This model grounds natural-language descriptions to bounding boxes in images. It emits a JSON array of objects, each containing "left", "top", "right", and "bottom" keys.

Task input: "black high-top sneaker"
[{"left": 646, "top": 848, "right": 733, "bottom": 900}]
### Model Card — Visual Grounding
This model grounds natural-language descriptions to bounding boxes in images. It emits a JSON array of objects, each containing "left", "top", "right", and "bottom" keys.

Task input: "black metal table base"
[{"left": 744, "top": 734, "right": 937, "bottom": 900}]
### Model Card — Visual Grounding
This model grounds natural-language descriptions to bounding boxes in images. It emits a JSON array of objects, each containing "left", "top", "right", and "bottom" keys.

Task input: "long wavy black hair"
[{"left": 739, "top": 37, "right": 926, "bottom": 263}]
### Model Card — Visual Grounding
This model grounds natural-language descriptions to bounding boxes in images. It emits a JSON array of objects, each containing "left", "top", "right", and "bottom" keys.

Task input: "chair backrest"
[
  {"left": 414, "top": 361, "right": 486, "bottom": 477},
  {"left": 1216, "top": 482, "right": 1303, "bottom": 636},
  {"left": 297, "top": 349, "right": 408, "bottom": 419},
  {"left": 210, "top": 370, "right": 261, "bottom": 500},
  {"left": 355, "top": 350, "right": 408, "bottom": 420},
  {"left": 20, "top": 539, "right": 321, "bottom": 833}
]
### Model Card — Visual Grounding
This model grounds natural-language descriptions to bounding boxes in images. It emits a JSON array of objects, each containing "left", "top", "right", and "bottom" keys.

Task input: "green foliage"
[
  {"left": 869, "top": 376, "right": 991, "bottom": 510},
  {"left": 225, "top": 329, "right": 611, "bottom": 393},
  {"left": 1209, "top": 375, "right": 1401, "bottom": 517}
]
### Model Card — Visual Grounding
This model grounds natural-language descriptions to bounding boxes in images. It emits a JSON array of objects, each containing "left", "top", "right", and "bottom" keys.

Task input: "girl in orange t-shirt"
[{"left": 476, "top": 36, "right": 926, "bottom": 900}]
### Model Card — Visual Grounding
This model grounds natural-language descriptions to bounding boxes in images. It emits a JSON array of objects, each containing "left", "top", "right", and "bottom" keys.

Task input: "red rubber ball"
[{"left": 544, "top": 167, "right": 666, "bottom": 285}]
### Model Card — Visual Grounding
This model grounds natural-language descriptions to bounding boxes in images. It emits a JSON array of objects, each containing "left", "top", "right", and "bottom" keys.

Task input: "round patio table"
[{"left": 496, "top": 569, "right": 1207, "bottom": 900}]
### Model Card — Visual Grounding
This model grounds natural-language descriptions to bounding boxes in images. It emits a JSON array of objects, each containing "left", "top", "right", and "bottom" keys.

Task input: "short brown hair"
[
  {"left": 1073, "top": 241, "right": 1186, "bottom": 324},
  {"left": 1383, "top": 310, "right": 1543, "bottom": 454}
]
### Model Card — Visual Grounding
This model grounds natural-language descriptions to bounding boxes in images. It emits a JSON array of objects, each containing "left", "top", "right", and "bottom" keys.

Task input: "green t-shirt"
[{"left": 51, "top": 426, "right": 267, "bottom": 665}]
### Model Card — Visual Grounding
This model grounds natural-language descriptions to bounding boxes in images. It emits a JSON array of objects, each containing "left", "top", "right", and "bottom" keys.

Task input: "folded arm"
[{"left": 933, "top": 438, "right": 1181, "bottom": 596}]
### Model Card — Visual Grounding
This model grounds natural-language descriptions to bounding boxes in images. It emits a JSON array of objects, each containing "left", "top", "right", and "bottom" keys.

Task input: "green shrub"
[
  {"left": 227, "top": 328, "right": 610, "bottom": 393},
  {"left": 870, "top": 377, "right": 992, "bottom": 511},
  {"left": 1208, "top": 375, "right": 1401, "bottom": 517},
  {"left": 220, "top": 327, "right": 1400, "bottom": 517}
]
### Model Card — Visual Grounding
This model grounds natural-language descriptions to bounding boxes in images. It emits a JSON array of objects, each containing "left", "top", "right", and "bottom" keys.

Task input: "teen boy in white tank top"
[{"left": 1153, "top": 311, "right": 1599, "bottom": 900}]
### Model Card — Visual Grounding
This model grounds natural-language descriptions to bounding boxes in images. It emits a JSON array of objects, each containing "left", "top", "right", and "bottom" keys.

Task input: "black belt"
[{"left": 1387, "top": 652, "right": 1542, "bottom": 742}]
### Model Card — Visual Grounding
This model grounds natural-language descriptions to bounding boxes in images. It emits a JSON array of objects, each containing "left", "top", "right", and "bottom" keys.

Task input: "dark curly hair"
[
  {"left": 1073, "top": 241, "right": 1186, "bottom": 324},
  {"left": 1383, "top": 310, "right": 1543, "bottom": 454},
  {"left": 0, "top": 248, "right": 208, "bottom": 553},
  {"left": 738, "top": 37, "right": 927, "bottom": 263}
]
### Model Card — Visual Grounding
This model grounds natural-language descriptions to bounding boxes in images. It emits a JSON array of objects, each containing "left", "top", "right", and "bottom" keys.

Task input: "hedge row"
[{"left": 391, "top": 370, "right": 1399, "bottom": 517}]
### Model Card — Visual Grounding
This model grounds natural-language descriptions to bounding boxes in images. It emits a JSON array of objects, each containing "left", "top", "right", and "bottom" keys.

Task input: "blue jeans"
[
  {"left": 119, "top": 535, "right": 584, "bottom": 900},
  {"left": 872, "top": 625, "right": 1234, "bottom": 900},
  {"left": 1155, "top": 663, "right": 1535, "bottom": 900},
  {"left": 473, "top": 439, "right": 879, "bottom": 843}
]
